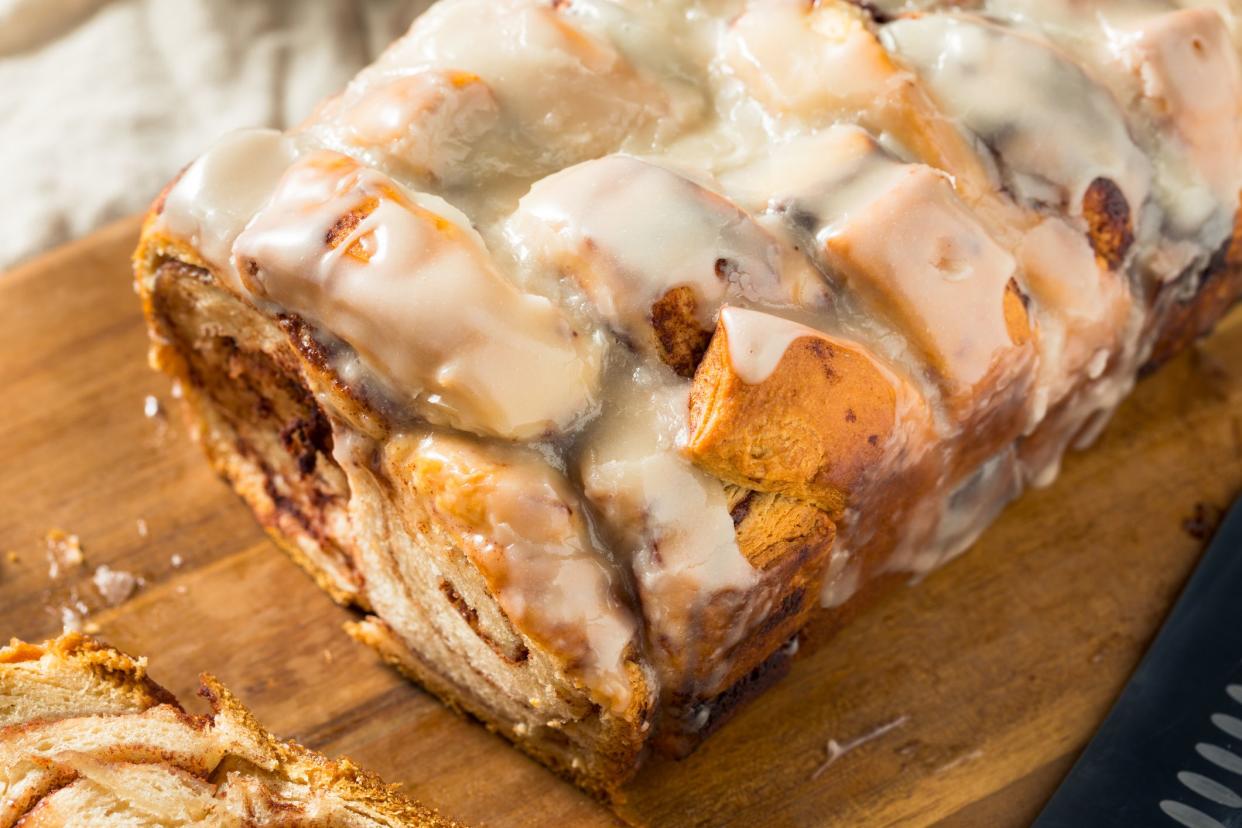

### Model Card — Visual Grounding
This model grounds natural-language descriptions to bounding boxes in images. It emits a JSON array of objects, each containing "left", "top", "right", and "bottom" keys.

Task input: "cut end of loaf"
[
  {"left": 127, "top": 0, "right": 1242, "bottom": 803},
  {"left": 134, "top": 251, "right": 657, "bottom": 793},
  {"left": 0, "top": 634, "right": 460, "bottom": 827}
]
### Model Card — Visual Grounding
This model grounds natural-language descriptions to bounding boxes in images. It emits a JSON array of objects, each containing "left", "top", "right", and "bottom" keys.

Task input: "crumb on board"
[
  {"left": 175, "top": 584, "right": 188, "bottom": 595},
  {"left": 92, "top": 565, "right": 139, "bottom": 606},
  {"left": 136, "top": 518, "right": 149, "bottom": 538},
  {"left": 143, "top": 395, "right": 162, "bottom": 418},
  {"left": 57, "top": 597, "right": 91, "bottom": 634},
  {"left": 169, "top": 553, "right": 183, "bottom": 568},
  {"left": 59, "top": 605, "right": 83, "bottom": 633},
  {"left": 45, "top": 530, "right": 84, "bottom": 579}
]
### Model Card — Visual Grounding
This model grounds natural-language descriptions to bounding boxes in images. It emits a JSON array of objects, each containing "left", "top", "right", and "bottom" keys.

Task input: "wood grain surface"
[{"left": 1, "top": 216, "right": 1239, "bottom": 827}]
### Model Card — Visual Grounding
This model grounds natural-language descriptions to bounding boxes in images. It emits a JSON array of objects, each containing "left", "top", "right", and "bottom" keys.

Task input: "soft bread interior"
[
  {"left": 144, "top": 260, "right": 653, "bottom": 793},
  {"left": 0, "top": 636, "right": 456, "bottom": 827}
]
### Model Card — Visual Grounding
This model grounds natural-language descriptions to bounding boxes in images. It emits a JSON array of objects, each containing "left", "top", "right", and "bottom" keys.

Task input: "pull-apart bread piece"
[
  {"left": 0, "top": 634, "right": 457, "bottom": 827},
  {"left": 134, "top": 0, "right": 1242, "bottom": 795}
]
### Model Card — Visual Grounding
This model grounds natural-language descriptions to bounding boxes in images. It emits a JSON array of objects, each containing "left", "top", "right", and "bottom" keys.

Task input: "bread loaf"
[
  {"left": 0, "top": 634, "right": 458, "bottom": 826},
  {"left": 133, "top": 0, "right": 1242, "bottom": 794}
]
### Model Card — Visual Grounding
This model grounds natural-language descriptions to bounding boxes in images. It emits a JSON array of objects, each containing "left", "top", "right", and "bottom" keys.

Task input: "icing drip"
[
  {"left": 158, "top": 129, "right": 298, "bottom": 293},
  {"left": 720, "top": 306, "right": 828, "bottom": 385},
  {"left": 403, "top": 431, "right": 640, "bottom": 715},
  {"left": 884, "top": 13, "right": 1152, "bottom": 216},
  {"left": 146, "top": 0, "right": 1242, "bottom": 702},
  {"left": 231, "top": 151, "right": 603, "bottom": 441}
]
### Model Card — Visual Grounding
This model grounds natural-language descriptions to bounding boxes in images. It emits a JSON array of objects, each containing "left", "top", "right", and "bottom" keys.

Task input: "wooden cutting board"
[{"left": 1, "top": 216, "right": 1240, "bottom": 827}]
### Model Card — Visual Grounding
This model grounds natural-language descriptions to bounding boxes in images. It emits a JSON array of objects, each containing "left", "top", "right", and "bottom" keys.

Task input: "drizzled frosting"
[
  {"left": 231, "top": 151, "right": 602, "bottom": 440},
  {"left": 507, "top": 154, "right": 830, "bottom": 359},
  {"left": 146, "top": 0, "right": 1242, "bottom": 709},
  {"left": 883, "top": 13, "right": 1153, "bottom": 216},
  {"left": 159, "top": 129, "right": 298, "bottom": 295}
]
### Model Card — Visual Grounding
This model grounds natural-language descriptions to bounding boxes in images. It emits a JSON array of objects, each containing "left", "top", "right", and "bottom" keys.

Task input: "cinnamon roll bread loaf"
[
  {"left": 133, "top": 0, "right": 1242, "bottom": 795},
  {"left": 0, "top": 634, "right": 458, "bottom": 826}
]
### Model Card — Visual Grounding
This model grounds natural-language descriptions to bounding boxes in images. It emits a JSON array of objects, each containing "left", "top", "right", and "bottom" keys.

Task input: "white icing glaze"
[
  {"left": 883, "top": 13, "right": 1152, "bottom": 216},
  {"left": 507, "top": 154, "right": 829, "bottom": 357},
  {"left": 722, "top": 0, "right": 897, "bottom": 120},
  {"left": 823, "top": 164, "right": 1023, "bottom": 398},
  {"left": 158, "top": 129, "right": 298, "bottom": 294},
  {"left": 369, "top": 0, "right": 705, "bottom": 183},
  {"left": 304, "top": 69, "right": 502, "bottom": 190},
  {"left": 406, "top": 431, "right": 640, "bottom": 715},
  {"left": 820, "top": 553, "right": 862, "bottom": 610},
  {"left": 985, "top": 0, "right": 1242, "bottom": 257},
  {"left": 720, "top": 306, "right": 826, "bottom": 385},
  {"left": 722, "top": 125, "right": 899, "bottom": 215},
  {"left": 233, "top": 151, "right": 602, "bottom": 440},
  {"left": 1018, "top": 217, "right": 1132, "bottom": 407},
  {"left": 1110, "top": 7, "right": 1242, "bottom": 233},
  {"left": 887, "top": 446, "right": 1024, "bottom": 576},
  {"left": 581, "top": 368, "right": 756, "bottom": 599},
  {"left": 580, "top": 363, "right": 763, "bottom": 687},
  {"left": 151, "top": 0, "right": 1242, "bottom": 699}
]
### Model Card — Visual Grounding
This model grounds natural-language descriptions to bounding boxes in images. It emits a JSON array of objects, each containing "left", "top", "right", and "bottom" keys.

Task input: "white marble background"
[{"left": 0, "top": 0, "right": 428, "bottom": 269}]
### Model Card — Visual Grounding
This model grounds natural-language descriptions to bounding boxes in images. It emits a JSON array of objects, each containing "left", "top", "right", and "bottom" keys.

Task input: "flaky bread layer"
[
  {"left": 135, "top": 251, "right": 659, "bottom": 792},
  {"left": 0, "top": 634, "right": 179, "bottom": 729},
  {"left": 0, "top": 635, "right": 458, "bottom": 827}
]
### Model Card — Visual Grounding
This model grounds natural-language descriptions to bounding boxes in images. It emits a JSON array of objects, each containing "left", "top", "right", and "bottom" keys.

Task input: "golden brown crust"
[
  {"left": 729, "top": 487, "right": 834, "bottom": 572},
  {"left": 198, "top": 675, "right": 460, "bottom": 827},
  {"left": 1143, "top": 199, "right": 1242, "bottom": 372},
  {"left": 685, "top": 319, "right": 909, "bottom": 519},
  {"left": 650, "top": 285, "right": 713, "bottom": 378},
  {"left": 1082, "top": 176, "right": 1135, "bottom": 271},
  {"left": 345, "top": 617, "right": 634, "bottom": 801},
  {"left": 719, "top": 486, "right": 834, "bottom": 684},
  {"left": 0, "top": 633, "right": 180, "bottom": 714},
  {"left": 2, "top": 635, "right": 461, "bottom": 827}
]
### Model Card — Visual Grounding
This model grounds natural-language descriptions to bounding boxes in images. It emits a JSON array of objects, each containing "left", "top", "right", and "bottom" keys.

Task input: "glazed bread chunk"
[
  {"left": 686, "top": 308, "right": 934, "bottom": 520},
  {"left": 134, "top": 0, "right": 1242, "bottom": 796},
  {"left": 0, "top": 635, "right": 458, "bottom": 827},
  {"left": 507, "top": 154, "right": 829, "bottom": 376}
]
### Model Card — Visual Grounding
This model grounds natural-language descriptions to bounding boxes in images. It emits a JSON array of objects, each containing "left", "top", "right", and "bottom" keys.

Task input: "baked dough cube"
[
  {"left": 723, "top": 0, "right": 895, "bottom": 117},
  {"left": 686, "top": 307, "right": 931, "bottom": 519},
  {"left": 233, "top": 151, "right": 603, "bottom": 440},
  {"left": 304, "top": 70, "right": 501, "bottom": 189},
  {"left": 723, "top": 0, "right": 994, "bottom": 199},
  {"left": 1115, "top": 7, "right": 1242, "bottom": 220},
  {"left": 508, "top": 154, "right": 828, "bottom": 377},
  {"left": 823, "top": 164, "right": 1034, "bottom": 417},
  {"left": 370, "top": 0, "right": 705, "bottom": 180}
]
